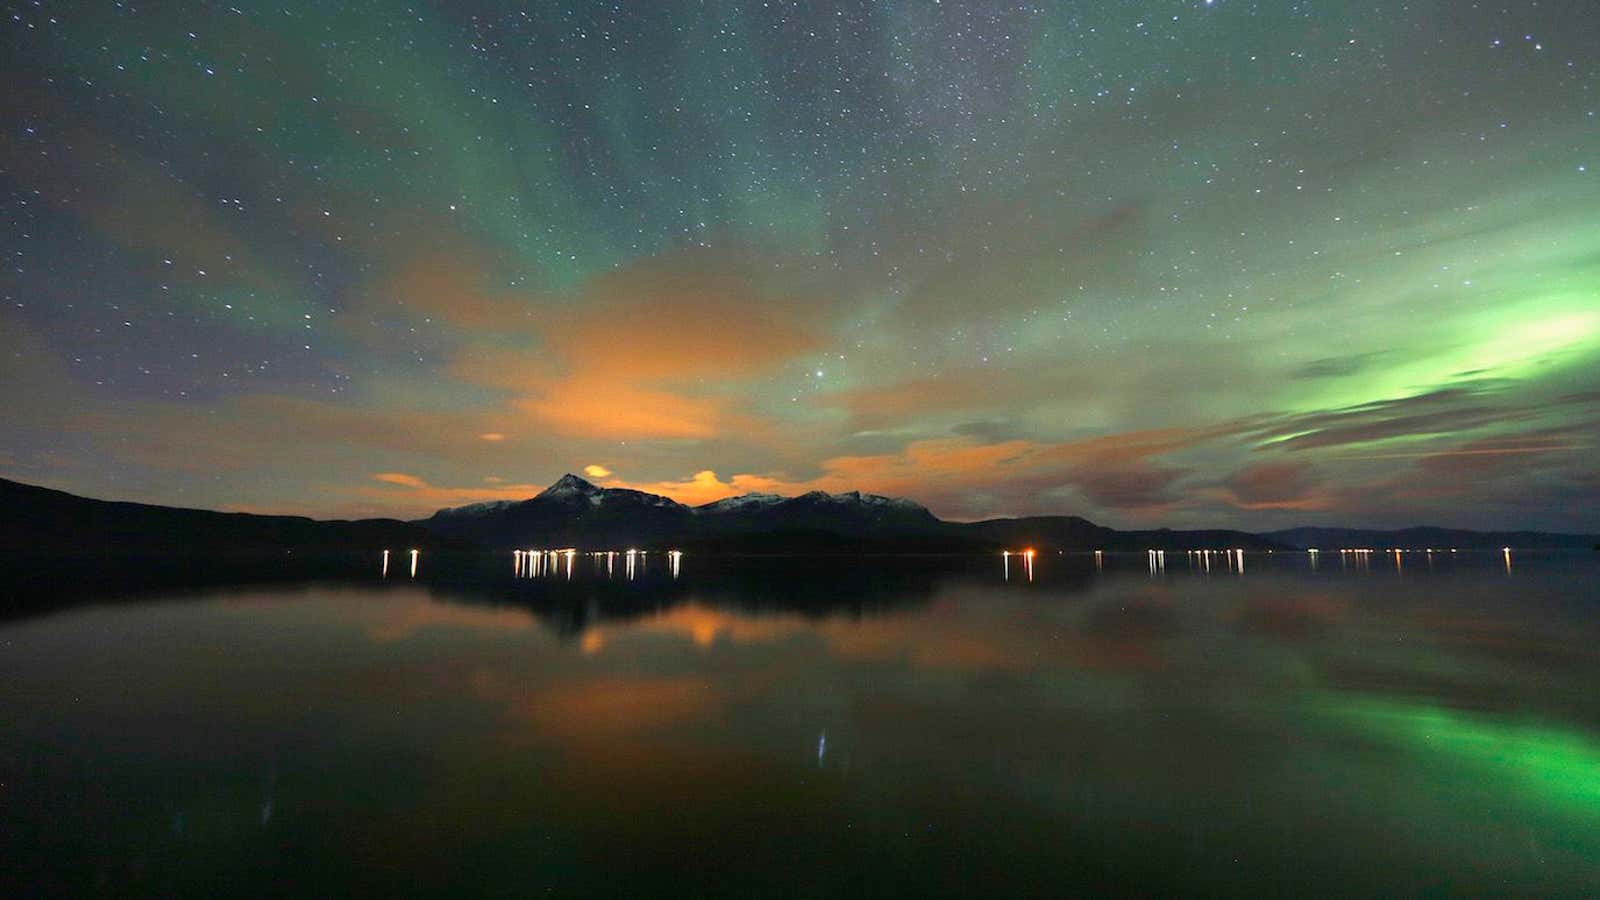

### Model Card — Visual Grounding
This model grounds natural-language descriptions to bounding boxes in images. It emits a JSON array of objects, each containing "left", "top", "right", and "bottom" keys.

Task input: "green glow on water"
[{"left": 1328, "top": 697, "right": 1600, "bottom": 819}]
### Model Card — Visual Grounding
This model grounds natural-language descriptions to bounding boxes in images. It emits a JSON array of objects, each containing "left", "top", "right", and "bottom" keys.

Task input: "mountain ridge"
[
  {"left": 419, "top": 474, "right": 1598, "bottom": 552},
  {"left": 3, "top": 476, "right": 1593, "bottom": 562},
  {"left": 418, "top": 473, "right": 951, "bottom": 548}
]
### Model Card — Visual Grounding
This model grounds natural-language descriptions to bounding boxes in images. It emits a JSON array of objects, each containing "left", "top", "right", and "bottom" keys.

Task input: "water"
[{"left": 3, "top": 552, "right": 1598, "bottom": 896}]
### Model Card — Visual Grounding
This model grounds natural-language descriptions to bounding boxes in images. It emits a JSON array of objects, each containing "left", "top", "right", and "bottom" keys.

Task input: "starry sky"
[{"left": 3, "top": 1, "right": 1598, "bottom": 531}]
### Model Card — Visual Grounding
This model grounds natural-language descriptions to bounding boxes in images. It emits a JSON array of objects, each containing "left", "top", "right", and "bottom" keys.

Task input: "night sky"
[{"left": 3, "top": 1, "right": 1597, "bottom": 530}]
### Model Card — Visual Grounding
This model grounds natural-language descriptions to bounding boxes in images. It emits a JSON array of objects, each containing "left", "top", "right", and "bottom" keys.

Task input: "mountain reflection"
[{"left": 426, "top": 556, "right": 1000, "bottom": 640}]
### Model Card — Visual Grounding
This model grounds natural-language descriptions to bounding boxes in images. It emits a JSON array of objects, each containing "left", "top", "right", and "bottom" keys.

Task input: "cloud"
[
  {"left": 363, "top": 472, "right": 548, "bottom": 512},
  {"left": 823, "top": 373, "right": 1018, "bottom": 432},
  {"left": 1289, "top": 352, "right": 1393, "bottom": 380},
  {"left": 1253, "top": 386, "right": 1524, "bottom": 453},
  {"left": 1410, "top": 431, "right": 1593, "bottom": 479},
  {"left": 583, "top": 464, "right": 613, "bottom": 478},
  {"left": 373, "top": 472, "right": 428, "bottom": 489},
  {"left": 446, "top": 251, "right": 825, "bottom": 441},
  {"left": 1218, "top": 462, "right": 1332, "bottom": 511}
]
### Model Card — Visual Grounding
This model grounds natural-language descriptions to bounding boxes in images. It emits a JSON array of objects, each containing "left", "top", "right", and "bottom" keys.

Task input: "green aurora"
[{"left": 2, "top": 1, "right": 1596, "bottom": 527}]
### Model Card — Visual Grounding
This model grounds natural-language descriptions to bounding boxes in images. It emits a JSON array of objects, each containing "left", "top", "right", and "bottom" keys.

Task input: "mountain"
[
  {"left": 1264, "top": 526, "right": 1599, "bottom": 551},
  {"left": 961, "top": 516, "right": 1281, "bottom": 552},
  {"left": 419, "top": 474, "right": 1279, "bottom": 551},
  {"left": 696, "top": 493, "right": 785, "bottom": 513},
  {"left": 420, "top": 474, "right": 953, "bottom": 549},
  {"left": 0, "top": 477, "right": 445, "bottom": 600},
  {"left": 421, "top": 473, "right": 693, "bottom": 548},
  {"left": 697, "top": 489, "right": 944, "bottom": 538},
  {"left": 429, "top": 499, "right": 519, "bottom": 519},
  {"left": 0, "top": 477, "right": 436, "bottom": 557}
]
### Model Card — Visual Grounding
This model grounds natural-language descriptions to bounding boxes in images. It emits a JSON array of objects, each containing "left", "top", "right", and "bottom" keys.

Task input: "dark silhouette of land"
[{"left": 2, "top": 473, "right": 1593, "bottom": 608}]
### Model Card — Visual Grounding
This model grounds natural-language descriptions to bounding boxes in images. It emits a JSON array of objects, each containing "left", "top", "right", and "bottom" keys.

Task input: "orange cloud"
[
  {"left": 1215, "top": 461, "right": 1334, "bottom": 511},
  {"left": 595, "top": 469, "right": 749, "bottom": 506},
  {"left": 515, "top": 382, "right": 730, "bottom": 439},
  {"left": 447, "top": 253, "right": 823, "bottom": 441},
  {"left": 364, "top": 472, "right": 546, "bottom": 511}
]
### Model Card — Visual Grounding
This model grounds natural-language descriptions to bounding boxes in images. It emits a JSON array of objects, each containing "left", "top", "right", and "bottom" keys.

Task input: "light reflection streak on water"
[
  {"left": 1340, "top": 548, "right": 1375, "bottom": 572},
  {"left": 414, "top": 544, "right": 1528, "bottom": 589},
  {"left": 496, "top": 548, "right": 683, "bottom": 581},
  {"left": 1000, "top": 550, "right": 1034, "bottom": 582}
]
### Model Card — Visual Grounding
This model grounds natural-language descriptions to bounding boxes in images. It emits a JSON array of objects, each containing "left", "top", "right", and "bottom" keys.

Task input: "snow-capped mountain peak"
[
  {"left": 536, "top": 473, "right": 605, "bottom": 504},
  {"left": 430, "top": 499, "right": 519, "bottom": 519},
  {"left": 789, "top": 489, "right": 924, "bottom": 510},
  {"left": 694, "top": 493, "right": 786, "bottom": 514},
  {"left": 426, "top": 475, "right": 931, "bottom": 537}
]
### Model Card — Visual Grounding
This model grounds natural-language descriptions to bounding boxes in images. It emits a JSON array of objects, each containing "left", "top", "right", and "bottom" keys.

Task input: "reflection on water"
[
  {"left": 2, "top": 553, "right": 1599, "bottom": 896},
  {"left": 506, "top": 549, "right": 680, "bottom": 583}
]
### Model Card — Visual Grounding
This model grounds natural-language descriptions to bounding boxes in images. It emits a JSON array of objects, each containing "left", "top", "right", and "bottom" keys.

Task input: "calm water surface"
[{"left": 3, "top": 552, "right": 1598, "bottom": 896}]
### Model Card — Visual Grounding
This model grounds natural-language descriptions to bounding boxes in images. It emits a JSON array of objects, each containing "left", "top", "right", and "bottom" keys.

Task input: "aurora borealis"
[{"left": 2, "top": 1, "right": 1596, "bottom": 529}]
